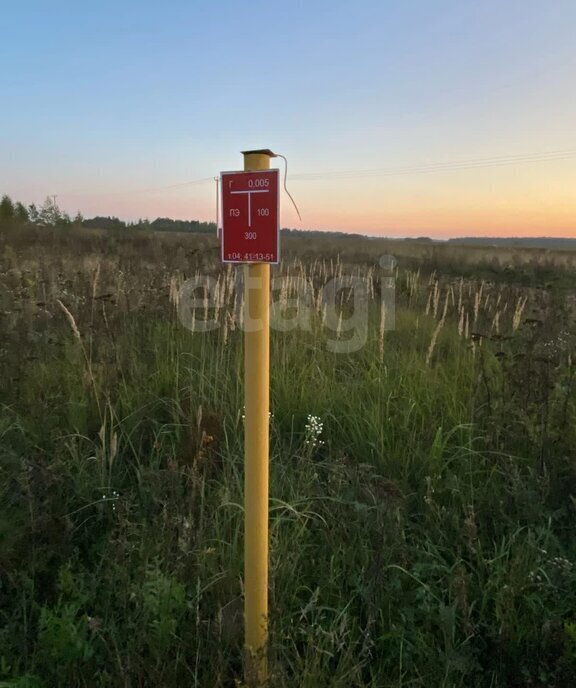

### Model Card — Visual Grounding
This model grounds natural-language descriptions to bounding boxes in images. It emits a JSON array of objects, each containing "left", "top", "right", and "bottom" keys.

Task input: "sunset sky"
[{"left": 2, "top": 0, "right": 575, "bottom": 238}]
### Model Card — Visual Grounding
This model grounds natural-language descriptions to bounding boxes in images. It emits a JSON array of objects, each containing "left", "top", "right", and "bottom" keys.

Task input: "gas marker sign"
[{"left": 221, "top": 169, "right": 280, "bottom": 264}]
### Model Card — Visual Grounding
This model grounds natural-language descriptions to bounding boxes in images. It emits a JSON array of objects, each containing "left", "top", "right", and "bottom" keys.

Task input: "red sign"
[{"left": 220, "top": 169, "right": 280, "bottom": 263}]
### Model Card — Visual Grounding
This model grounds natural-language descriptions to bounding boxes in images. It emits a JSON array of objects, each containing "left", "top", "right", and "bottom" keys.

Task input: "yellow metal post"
[{"left": 243, "top": 149, "right": 272, "bottom": 685}]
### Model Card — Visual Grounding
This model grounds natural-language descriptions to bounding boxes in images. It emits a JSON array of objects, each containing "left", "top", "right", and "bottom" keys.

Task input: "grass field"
[{"left": 1, "top": 227, "right": 576, "bottom": 687}]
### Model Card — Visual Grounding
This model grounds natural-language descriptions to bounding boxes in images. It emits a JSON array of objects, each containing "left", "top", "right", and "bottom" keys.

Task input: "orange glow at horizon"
[
  {"left": 283, "top": 163, "right": 576, "bottom": 238},
  {"left": 58, "top": 160, "right": 575, "bottom": 240}
]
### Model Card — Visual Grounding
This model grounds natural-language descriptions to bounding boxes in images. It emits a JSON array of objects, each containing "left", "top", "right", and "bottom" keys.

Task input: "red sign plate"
[{"left": 220, "top": 169, "right": 280, "bottom": 264}]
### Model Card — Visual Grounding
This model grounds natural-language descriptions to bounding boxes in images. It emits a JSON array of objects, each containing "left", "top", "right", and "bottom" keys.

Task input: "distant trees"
[
  {"left": 81, "top": 216, "right": 217, "bottom": 234},
  {"left": 15, "top": 202, "right": 29, "bottom": 223},
  {"left": 448, "top": 236, "right": 576, "bottom": 250},
  {"left": 0, "top": 191, "right": 218, "bottom": 236},
  {"left": 0, "top": 193, "right": 79, "bottom": 231},
  {"left": 0, "top": 194, "right": 30, "bottom": 230},
  {"left": 82, "top": 216, "right": 126, "bottom": 230},
  {"left": 149, "top": 217, "right": 216, "bottom": 233},
  {"left": 0, "top": 195, "right": 15, "bottom": 229},
  {"left": 28, "top": 203, "right": 39, "bottom": 223},
  {"left": 38, "top": 196, "right": 63, "bottom": 226}
]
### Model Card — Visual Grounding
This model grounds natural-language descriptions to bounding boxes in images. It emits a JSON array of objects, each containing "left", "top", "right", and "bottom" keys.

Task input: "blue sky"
[{"left": 2, "top": 0, "right": 575, "bottom": 236}]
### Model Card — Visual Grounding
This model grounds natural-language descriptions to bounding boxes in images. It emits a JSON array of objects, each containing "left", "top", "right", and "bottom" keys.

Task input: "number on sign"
[
  {"left": 248, "top": 178, "right": 269, "bottom": 189},
  {"left": 257, "top": 208, "right": 269, "bottom": 217},
  {"left": 244, "top": 231, "right": 257, "bottom": 240}
]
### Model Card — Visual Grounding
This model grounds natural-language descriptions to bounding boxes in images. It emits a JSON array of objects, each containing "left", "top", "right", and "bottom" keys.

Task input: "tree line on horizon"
[
  {"left": 0, "top": 192, "right": 353, "bottom": 239},
  {"left": 0, "top": 193, "right": 216, "bottom": 234},
  {"left": 2, "top": 192, "right": 574, "bottom": 249},
  {"left": 0, "top": 194, "right": 84, "bottom": 230}
]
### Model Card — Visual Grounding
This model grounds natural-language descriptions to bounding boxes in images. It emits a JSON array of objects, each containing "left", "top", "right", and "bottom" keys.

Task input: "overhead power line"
[
  {"left": 56, "top": 147, "right": 576, "bottom": 199},
  {"left": 59, "top": 176, "right": 214, "bottom": 199},
  {"left": 288, "top": 148, "right": 576, "bottom": 181}
]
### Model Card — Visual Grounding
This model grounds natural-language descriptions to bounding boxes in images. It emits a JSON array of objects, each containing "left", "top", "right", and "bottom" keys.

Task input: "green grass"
[{"left": 1, "top": 233, "right": 576, "bottom": 686}]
